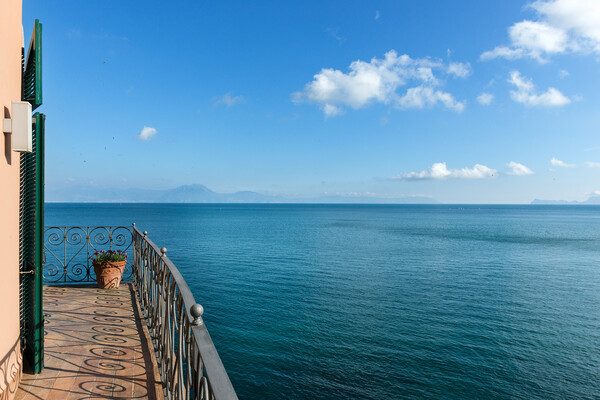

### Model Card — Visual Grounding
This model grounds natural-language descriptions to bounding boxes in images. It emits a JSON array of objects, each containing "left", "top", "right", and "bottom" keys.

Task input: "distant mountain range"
[
  {"left": 531, "top": 195, "right": 600, "bottom": 205},
  {"left": 46, "top": 184, "right": 439, "bottom": 204}
]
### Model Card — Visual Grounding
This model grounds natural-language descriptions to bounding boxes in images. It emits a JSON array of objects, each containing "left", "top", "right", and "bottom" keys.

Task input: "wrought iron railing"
[
  {"left": 42, "top": 225, "right": 238, "bottom": 399},
  {"left": 43, "top": 226, "right": 133, "bottom": 283},
  {"left": 131, "top": 225, "right": 238, "bottom": 400}
]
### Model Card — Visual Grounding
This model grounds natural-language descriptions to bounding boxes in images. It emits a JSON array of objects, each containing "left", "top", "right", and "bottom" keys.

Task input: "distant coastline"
[
  {"left": 531, "top": 196, "right": 600, "bottom": 205},
  {"left": 46, "top": 184, "right": 438, "bottom": 204},
  {"left": 46, "top": 183, "right": 600, "bottom": 205}
]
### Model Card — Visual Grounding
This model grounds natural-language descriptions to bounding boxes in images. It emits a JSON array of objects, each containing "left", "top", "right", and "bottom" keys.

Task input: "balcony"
[{"left": 16, "top": 225, "right": 238, "bottom": 400}]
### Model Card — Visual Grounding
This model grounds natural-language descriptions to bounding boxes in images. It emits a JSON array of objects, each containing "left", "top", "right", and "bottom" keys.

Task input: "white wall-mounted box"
[{"left": 3, "top": 101, "right": 32, "bottom": 153}]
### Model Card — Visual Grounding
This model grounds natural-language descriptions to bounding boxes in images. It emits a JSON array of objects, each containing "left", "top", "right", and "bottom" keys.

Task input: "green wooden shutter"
[
  {"left": 19, "top": 111, "right": 45, "bottom": 374},
  {"left": 19, "top": 19, "right": 44, "bottom": 373},
  {"left": 23, "top": 20, "right": 42, "bottom": 110}
]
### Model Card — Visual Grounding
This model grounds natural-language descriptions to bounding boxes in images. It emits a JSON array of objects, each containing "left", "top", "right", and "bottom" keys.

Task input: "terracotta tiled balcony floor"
[{"left": 16, "top": 284, "right": 164, "bottom": 400}]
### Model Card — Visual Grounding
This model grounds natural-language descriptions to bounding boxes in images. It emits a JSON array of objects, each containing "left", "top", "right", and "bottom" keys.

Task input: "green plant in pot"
[{"left": 90, "top": 249, "right": 127, "bottom": 289}]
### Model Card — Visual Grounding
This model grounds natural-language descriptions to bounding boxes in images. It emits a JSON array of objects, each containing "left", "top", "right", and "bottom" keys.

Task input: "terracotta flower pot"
[{"left": 92, "top": 260, "right": 126, "bottom": 289}]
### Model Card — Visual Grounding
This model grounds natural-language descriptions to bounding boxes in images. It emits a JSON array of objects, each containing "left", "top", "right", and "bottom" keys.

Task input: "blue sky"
[{"left": 24, "top": 0, "right": 600, "bottom": 203}]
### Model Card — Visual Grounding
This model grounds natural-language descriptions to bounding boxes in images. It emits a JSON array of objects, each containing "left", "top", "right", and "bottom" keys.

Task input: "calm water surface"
[{"left": 46, "top": 204, "right": 600, "bottom": 399}]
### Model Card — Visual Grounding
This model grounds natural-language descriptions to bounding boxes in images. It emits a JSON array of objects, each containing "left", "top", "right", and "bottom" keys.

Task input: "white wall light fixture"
[{"left": 3, "top": 101, "right": 32, "bottom": 153}]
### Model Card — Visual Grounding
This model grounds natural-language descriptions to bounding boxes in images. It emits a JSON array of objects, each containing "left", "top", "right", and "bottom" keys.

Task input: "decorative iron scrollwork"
[
  {"left": 43, "top": 226, "right": 133, "bottom": 283},
  {"left": 131, "top": 226, "right": 238, "bottom": 400}
]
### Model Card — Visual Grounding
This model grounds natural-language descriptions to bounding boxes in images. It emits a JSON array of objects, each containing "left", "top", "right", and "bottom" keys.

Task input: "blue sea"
[{"left": 46, "top": 204, "right": 600, "bottom": 399}]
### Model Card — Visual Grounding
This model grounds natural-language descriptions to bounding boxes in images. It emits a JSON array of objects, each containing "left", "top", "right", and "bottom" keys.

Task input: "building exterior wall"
[{"left": 0, "top": 1, "right": 24, "bottom": 399}]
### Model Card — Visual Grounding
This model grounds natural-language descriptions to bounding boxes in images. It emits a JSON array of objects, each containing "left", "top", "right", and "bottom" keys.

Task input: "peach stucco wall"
[{"left": 0, "top": 0, "right": 24, "bottom": 399}]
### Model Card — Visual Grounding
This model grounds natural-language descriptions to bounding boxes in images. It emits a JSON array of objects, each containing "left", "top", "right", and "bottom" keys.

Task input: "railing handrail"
[
  {"left": 133, "top": 224, "right": 238, "bottom": 400},
  {"left": 133, "top": 226, "right": 199, "bottom": 323},
  {"left": 132, "top": 225, "right": 238, "bottom": 400}
]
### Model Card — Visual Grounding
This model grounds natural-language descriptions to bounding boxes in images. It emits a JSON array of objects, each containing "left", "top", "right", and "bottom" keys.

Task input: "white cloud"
[
  {"left": 393, "top": 162, "right": 497, "bottom": 180},
  {"left": 508, "top": 20, "right": 569, "bottom": 61},
  {"left": 375, "top": 10, "right": 380, "bottom": 20},
  {"left": 508, "top": 71, "right": 570, "bottom": 107},
  {"left": 323, "top": 104, "right": 343, "bottom": 117},
  {"left": 477, "top": 92, "right": 494, "bottom": 105},
  {"left": 558, "top": 69, "right": 570, "bottom": 78},
  {"left": 293, "top": 50, "right": 468, "bottom": 116},
  {"left": 397, "top": 86, "right": 465, "bottom": 112},
  {"left": 534, "top": 0, "right": 600, "bottom": 52},
  {"left": 481, "top": 0, "right": 600, "bottom": 62},
  {"left": 481, "top": 46, "right": 527, "bottom": 61},
  {"left": 551, "top": 157, "right": 575, "bottom": 167},
  {"left": 585, "top": 161, "right": 600, "bottom": 167},
  {"left": 215, "top": 93, "right": 244, "bottom": 107},
  {"left": 447, "top": 62, "right": 472, "bottom": 78},
  {"left": 137, "top": 126, "right": 158, "bottom": 140},
  {"left": 506, "top": 161, "right": 534, "bottom": 175}
]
